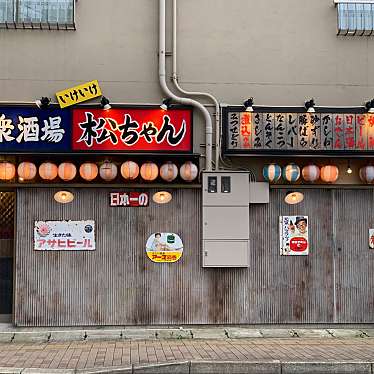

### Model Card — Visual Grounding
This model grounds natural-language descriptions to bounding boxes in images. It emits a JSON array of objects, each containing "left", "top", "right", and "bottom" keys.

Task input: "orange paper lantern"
[
  {"left": 120, "top": 161, "right": 139, "bottom": 180},
  {"left": 79, "top": 163, "right": 98, "bottom": 181},
  {"left": 99, "top": 161, "right": 118, "bottom": 181},
  {"left": 0, "top": 162, "right": 16, "bottom": 181},
  {"left": 39, "top": 162, "right": 58, "bottom": 181},
  {"left": 160, "top": 162, "right": 178, "bottom": 182},
  {"left": 17, "top": 162, "right": 37, "bottom": 180},
  {"left": 58, "top": 162, "right": 77, "bottom": 181},
  {"left": 140, "top": 162, "right": 158, "bottom": 181},
  {"left": 180, "top": 161, "right": 198, "bottom": 182},
  {"left": 320, "top": 165, "right": 339, "bottom": 183}
]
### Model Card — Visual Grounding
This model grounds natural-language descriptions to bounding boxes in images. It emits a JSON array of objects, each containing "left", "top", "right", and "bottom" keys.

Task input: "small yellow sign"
[{"left": 56, "top": 80, "right": 102, "bottom": 108}]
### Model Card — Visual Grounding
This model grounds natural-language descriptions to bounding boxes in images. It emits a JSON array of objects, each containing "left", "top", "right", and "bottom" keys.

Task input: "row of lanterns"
[
  {"left": 263, "top": 163, "right": 374, "bottom": 184},
  {"left": 0, "top": 161, "right": 199, "bottom": 182}
]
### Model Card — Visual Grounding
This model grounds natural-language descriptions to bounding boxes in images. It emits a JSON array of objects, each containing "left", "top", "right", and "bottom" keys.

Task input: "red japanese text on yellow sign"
[{"left": 146, "top": 251, "right": 182, "bottom": 263}]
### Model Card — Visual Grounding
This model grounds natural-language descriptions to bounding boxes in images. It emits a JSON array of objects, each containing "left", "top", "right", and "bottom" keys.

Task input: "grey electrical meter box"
[{"left": 202, "top": 171, "right": 250, "bottom": 267}]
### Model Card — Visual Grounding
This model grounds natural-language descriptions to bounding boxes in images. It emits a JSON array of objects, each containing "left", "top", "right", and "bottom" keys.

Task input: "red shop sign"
[
  {"left": 110, "top": 192, "right": 149, "bottom": 207},
  {"left": 72, "top": 108, "right": 192, "bottom": 152}
]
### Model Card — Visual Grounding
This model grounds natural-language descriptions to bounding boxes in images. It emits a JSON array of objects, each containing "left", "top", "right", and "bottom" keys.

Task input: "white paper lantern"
[
  {"left": 0, "top": 162, "right": 15, "bottom": 181},
  {"left": 99, "top": 161, "right": 118, "bottom": 181},
  {"left": 179, "top": 161, "right": 198, "bottom": 182},
  {"left": 140, "top": 162, "right": 158, "bottom": 181},
  {"left": 79, "top": 162, "right": 98, "bottom": 181},
  {"left": 39, "top": 162, "right": 58, "bottom": 181},
  {"left": 17, "top": 162, "right": 37, "bottom": 181},
  {"left": 58, "top": 162, "right": 77, "bottom": 181},
  {"left": 121, "top": 161, "right": 139, "bottom": 180},
  {"left": 160, "top": 162, "right": 178, "bottom": 182}
]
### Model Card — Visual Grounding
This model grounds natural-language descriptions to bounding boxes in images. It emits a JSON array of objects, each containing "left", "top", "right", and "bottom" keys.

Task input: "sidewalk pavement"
[{"left": 1, "top": 337, "right": 374, "bottom": 373}]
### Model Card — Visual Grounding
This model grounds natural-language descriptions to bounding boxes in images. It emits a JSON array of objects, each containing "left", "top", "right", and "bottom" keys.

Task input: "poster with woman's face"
[
  {"left": 146, "top": 233, "right": 183, "bottom": 263},
  {"left": 279, "top": 216, "right": 309, "bottom": 256}
]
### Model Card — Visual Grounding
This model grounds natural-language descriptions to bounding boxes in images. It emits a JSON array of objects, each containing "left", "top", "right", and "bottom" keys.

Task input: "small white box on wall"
[{"left": 249, "top": 182, "right": 269, "bottom": 204}]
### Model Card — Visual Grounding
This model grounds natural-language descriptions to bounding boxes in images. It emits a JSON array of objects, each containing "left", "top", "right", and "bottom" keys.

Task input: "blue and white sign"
[{"left": 0, "top": 107, "right": 71, "bottom": 152}]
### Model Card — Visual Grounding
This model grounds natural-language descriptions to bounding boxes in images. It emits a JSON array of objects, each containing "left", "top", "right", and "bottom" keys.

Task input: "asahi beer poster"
[
  {"left": 34, "top": 220, "right": 95, "bottom": 251},
  {"left": 146, "top": 233, "right": 183, "bottom": 263},
  {"left": 369, "top": 229, "right": 374, "bottom": 249},
  {"left": 279, "top": 216, "right": 309, "bottom": 256}
]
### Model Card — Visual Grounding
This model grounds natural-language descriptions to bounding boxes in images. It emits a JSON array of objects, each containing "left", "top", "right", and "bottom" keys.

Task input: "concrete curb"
[
  {"left": 281, "top": 361, "right": 372, "bottom": 374},
  {"left": 5, "top": 360, "right": 374, "bottom": 374},
  {"left": 3, "top": 327, "right": 374, "bottom": 343}
]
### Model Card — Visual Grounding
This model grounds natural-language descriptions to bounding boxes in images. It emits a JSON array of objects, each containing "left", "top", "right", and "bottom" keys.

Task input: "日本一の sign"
[
  {"left": 0, "top": 107, "right": 71, "bottom": 152},
  {"left": 110, "top": 192, "right": 149, "bottom": 207},
  {"left": 56, "top": 80, "right": 102, "bottom": 108},
  {"left": 34, "top": 220, "right": 95, "bottom": 251},
  {"left": 72, "top": 108, "right": 192, "bottom": 152}
]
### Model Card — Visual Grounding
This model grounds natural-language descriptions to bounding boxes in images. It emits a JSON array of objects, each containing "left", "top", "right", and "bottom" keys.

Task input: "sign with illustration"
[
  {"left": 34, "top": 220, "right": 95, "bottom": 251},
  {"left": 0, "top": 107, "right": 71, "bottom": 152},
  {"left": 56, "top": 80, "right": 102, "bottom": 108},
  {"left": 72, "top": 108, "right": 192, "bottom": 152},
  {"left": 279, "top": 216, "right": 309, "bottom": 256},
  {"left": 225, "top": 108, "right": 374, "bottom": 155},
  {"left": 146, "top": 232, "right": 183, "bottom": 263},
  {"left": 110, "top": 192, "right": 149, "bottom": 207},
  {"left": 369, "top": 229, "right": 374, "bottom": 249}
]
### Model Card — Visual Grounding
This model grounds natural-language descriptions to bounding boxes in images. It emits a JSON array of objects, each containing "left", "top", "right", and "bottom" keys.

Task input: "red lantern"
[
  {"left": 160, "top": 162, "right": 178, "bottom": 182},
  {"left": 17, "top": 162, "right": 37, "bottom": 181},
  {"left": 140, "top": 162, "right": 158, "bottom": 181},
  {"left": 39, "top": 162, "right": 58, "bottom": 181},
  {"left": 0, "top": 162, "right": 15, "bottom": 181},
  {"left": 120, "top": 161, "right": 139, "bottom": 180},
  {"left": 79, "top": 163, "right": 98, "bottom": 181},
  {"left": 320, "top": 165, "right": 339, "bottom": 183},
  {"left": 180, "top": 161, "right": 198, "bottom": 182},
  {"left": 58, "top": 162, "right": 77, "bottom": 181},
  {"left": 99, "top": 161, "right": 118, "bottom": 181}
]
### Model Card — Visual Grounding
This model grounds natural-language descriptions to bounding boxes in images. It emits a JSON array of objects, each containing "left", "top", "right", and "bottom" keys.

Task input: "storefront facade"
[{"left": 1, "top": 0, "right": 374, "bottom": 326}]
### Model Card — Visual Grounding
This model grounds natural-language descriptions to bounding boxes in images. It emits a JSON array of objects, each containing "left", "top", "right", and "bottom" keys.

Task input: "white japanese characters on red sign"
[
  {"left": 34, "top": 220, "right": 95, "bottom": 251},
  {"left": 110, "top": 192, "right": 149, "bottom": 207}
]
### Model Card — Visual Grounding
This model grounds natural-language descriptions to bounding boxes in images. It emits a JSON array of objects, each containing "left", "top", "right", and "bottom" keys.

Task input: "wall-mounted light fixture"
[
  {"left": 160, "top": 98, "right": 172, "bottom": 111},
  {"left": 100, "top": 96, "right": 111, "bottom": 110},
  {"left": 284, "top": 191, "right": 304, "bottom": 205},
  {"left": 153, "top": 191, "right": 172, "bottom": 204},
  {"left": 365, "top": 99, "right": 374, "bottom": 113},
  {"left": 304, "top": 99, "right": 315, "bottom": 113},
  {"left": 35, "top": 97, "right": 51, "bottom": 109},
  {"left": 54, "top": 190, "right": 74, "bottom": 204},
  {"left": 243, "top": 97, "right": 254, "bottom": 112},
  {"left": 346, "top": 161, "right": 353, "bottom": 175}
]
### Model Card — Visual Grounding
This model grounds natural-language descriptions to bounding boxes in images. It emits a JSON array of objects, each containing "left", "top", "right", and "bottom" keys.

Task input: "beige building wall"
[{"left": 0, "top": 0, "right": 372, "bottom": 161}]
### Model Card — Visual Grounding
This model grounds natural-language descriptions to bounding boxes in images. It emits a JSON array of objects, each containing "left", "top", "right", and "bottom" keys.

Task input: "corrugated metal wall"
[{"left": 14, "top": 188, "right": 374, "bottom": 326}]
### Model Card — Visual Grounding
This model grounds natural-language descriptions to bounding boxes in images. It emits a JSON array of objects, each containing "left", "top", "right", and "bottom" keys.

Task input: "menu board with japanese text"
[{"left": 225, "top": 109, "right": 374, "bottom": 154}]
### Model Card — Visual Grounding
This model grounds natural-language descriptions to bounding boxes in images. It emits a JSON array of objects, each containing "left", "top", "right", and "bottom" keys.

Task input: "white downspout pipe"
[
  {"left": 171, "top": 0, "right": 220, "bottom": 171},
  {"left": 159, "top": 0, "right": 212, "bottom": 171}
]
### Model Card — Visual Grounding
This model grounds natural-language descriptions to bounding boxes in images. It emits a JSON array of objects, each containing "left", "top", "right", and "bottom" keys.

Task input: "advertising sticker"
[
  {"left": 369, "top": 229, "right": 374, "bottom": 249},
  {"left": 34, "top": 220, "right": 95, "bottom": 251},
  {"left": 279, "top": 216, "right": 309, "bottom": 256},
  {"left": 146, "top": 233, "right": 183, "bottom": 263}
]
